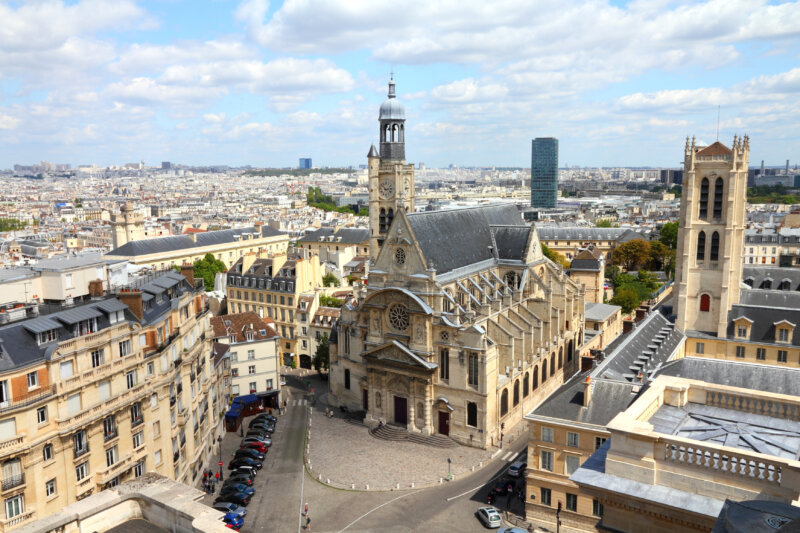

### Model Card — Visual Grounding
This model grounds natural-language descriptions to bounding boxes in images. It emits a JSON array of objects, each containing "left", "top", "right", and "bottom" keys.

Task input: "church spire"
[{"left": 388, "top": 76, "right": 396, "bottom": 99}]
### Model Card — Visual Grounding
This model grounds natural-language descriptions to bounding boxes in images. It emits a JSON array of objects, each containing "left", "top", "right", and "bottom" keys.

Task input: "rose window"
[{"left": 388, "top": 304, "right": 410, "bottom": 331}]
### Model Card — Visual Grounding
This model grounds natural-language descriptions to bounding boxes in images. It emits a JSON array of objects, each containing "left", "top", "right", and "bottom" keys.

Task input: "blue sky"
[{"left": 1, "top": 0, "right": 799, "bottom": 169}]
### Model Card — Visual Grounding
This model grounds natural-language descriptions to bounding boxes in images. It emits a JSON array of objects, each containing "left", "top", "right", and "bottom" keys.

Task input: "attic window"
[
  {"left": 37, "top": 329, "right": 58, "bottom": 345},
  {"left": 259, "top": 329, "right": 266, "bottom": 336}
]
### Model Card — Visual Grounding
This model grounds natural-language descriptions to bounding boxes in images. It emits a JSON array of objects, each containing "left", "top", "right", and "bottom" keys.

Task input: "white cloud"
[{"left": 0, "top": 114, "right": 20, "bottom": 131}]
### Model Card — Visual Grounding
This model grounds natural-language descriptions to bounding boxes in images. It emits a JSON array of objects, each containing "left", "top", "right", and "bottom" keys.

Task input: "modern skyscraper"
[
  {"left": 298, "top": 158, "right": 312, "bottom": 169},
  {"left": 530, "top": 137, "right": 558, "bottom": 208}
]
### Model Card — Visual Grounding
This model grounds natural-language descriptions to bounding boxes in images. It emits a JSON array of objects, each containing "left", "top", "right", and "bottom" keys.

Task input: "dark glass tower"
[{"left": 531, "top": 137, "right": 558, "bottom": 208}]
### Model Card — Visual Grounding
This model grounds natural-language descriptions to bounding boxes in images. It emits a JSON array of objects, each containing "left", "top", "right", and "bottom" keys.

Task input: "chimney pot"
[{"left": 583, "top": 376, "right": 592, "bottom": 407}]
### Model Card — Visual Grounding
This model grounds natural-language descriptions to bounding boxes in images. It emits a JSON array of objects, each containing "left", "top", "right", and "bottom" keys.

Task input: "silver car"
[
  {"left": 507, "top": 461, "right": 527, "bottom": 477},
  {"left": 476, "top": 506, "right": 502, "bottom": 528}
]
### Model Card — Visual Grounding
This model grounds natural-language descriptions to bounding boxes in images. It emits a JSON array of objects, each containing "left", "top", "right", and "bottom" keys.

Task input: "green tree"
[
  {"left": 357, "top": 207, "right": 369, "bottom": 217},
  {"left": 611, "top": 239, "right": 650, "bottom": 271},
  {"left": 192, "top": 253, "right": 227, "bottom": 290},
  {"left": 541, "top": 243, "right": 570, "bottom": 269},
  {"left": 647, "top": 241, "right": 670, "bottom": 272},
  {"left": 659, "top": 222, "right": 678, "bottom": 249},
  {"left": 605, "top": 264, "right": 621, "bottom": 281},
  {"left": 319, "top": 294, "right": 344, "bottom": 308},
  {"left": 322, "top": 273, "right": 341, "bottom": 287},
  {"left": 313, "top": 333, "right": 330, "bottom": 372},
  {"left": 610, "top": 288, "right": 640, "bottom": 314},
  {"left": 595, "top": 219, "right": 613, "bottom": 228}
]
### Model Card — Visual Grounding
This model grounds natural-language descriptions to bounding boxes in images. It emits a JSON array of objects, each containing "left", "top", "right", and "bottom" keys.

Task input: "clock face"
[
  {"left": 403, "top": 178, "right": 411, "bottom": 196},
  {"left": 379, "top": 179, "right": 394, "bottom": 199}
]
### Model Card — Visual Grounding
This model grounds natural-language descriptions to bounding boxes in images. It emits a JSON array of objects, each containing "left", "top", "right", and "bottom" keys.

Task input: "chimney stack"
[
  {"left": 118, "top": 289, "right": 143, "bottom": 320},
  {"left": 583, "top": 376, "right": 592, "bottom": 407},
  {"left": 180, "top": 263, "right": 194, "bottom": 286}
]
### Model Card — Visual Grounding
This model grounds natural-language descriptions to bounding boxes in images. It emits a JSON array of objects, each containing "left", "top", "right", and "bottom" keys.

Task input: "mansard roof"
[
  {"left": 405, "top": 204, "right": 525, "bottom": 275},
  {"left": 727, "top": 292, "right": 800, "bottom": 345},
  {"left": 108, "top": 225, "right": 285, "bottom": 257}
]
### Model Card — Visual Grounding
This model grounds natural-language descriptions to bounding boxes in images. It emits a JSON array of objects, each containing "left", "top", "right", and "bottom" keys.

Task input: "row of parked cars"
[{"left": 212, "top": 413, "right": 278, "bottom": 530}]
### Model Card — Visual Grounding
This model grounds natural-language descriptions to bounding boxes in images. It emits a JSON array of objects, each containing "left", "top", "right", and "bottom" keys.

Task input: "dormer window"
[
  {"left": 774, "top": 320, "right": 795, "bottom": 344},
  {"left": 737, "top": 326, "right": 747, "bottom": 338},
  {"left": 75, "top": 318, "right": 98, "bottom": 336},
  {"left": 37, "top": 329, "right": 58, "bottom": 345}
]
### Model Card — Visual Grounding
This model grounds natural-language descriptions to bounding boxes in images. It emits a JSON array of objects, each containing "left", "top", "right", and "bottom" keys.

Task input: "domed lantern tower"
[{"left": 368, "top": 77, "right": 415, "bottom": 260}]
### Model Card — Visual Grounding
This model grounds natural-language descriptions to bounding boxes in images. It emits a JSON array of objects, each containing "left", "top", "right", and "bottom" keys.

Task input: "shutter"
[
  {"left": 60, "top": 361, "right": 74, "bottom": 379},
  {"left": 0, "top": 419, "right": 16, "bottom": 440},
  {"left": 98, "top": 381, "right": 110, "bottom": 402},
  {"left": 67, "top": 393, "right": 81, "bottom": 415}
]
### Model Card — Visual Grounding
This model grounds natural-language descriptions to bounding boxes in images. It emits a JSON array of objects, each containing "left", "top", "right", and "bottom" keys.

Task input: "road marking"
[
  {"left": 446, "top": 484, "right": 485, "bottom": 502},
  {"left": 502, "top": 451, "right": 515, "bottom": 462},
  {"left": 338, "top": 490, "right": 420, "bottom": 532},
  {"left": 298, "top": 406, "right": 307, "bottom": 533}
]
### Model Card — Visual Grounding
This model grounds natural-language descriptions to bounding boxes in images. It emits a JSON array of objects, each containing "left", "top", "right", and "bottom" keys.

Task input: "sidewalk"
[{"left": 302, "top": 370, "right": 530, "bottom": 491}]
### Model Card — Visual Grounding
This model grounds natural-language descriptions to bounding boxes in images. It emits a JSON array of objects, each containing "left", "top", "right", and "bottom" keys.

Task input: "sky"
[{"left": 0, "top": 0, "right": 799, "bottom": 169}]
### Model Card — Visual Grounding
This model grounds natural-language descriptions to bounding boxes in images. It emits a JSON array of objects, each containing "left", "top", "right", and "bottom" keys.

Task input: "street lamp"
[{"left": 447, "top": 457, "right": 452, "bottom": 481}]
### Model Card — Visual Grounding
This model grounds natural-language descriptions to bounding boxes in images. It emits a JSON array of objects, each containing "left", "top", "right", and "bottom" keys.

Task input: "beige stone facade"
[
  {"left": 0, "top": 273, "right": 224, "bottom": 531},
  {"left": 674, "top": 137, "right": 749, "bottom": 337},
  {"left": 111, "top": 202, "right": 145, "bottom": 250}
]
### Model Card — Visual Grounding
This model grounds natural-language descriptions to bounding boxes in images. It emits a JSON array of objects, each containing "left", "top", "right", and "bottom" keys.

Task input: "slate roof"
[
  {"left": 0, "top": 271, "right": 196, "bottom": 372},
  {"left": 726, "top": 294, "right": 800, "bottom": 346},
  {"left": 491, "top": 225, "right": 532, "bottom": 261},
  {"left": 569, "top": 259, "right": 601, "bottom": 272},
  {"left": 405, "top": 205, "right": 525, "bottom": 275},
  {"left": 537, "top": 227, "right": 645, "bottom": 242},
  {"left": 742, "top": 266, "right": 800, "bottom": 291},
  {"left": 108, "top": 225, "right": 284, "bottom": 257},
  {"left": 298, "top": 227, "right": 369, "bottom": 245},
  {"left": 31, "top": 252, "right": 107, "bottom": 271}
]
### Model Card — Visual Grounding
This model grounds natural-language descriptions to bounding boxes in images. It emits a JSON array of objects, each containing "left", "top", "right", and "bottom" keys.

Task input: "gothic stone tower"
[
  {"left": 368, "top": 77, "right": 415, "bottom": 261},
  {"left": 111, "top": 201, "right": 145, "bottom": 249},
  {"left": 675, "top": 135, "right": 749, "bottom": 337}
]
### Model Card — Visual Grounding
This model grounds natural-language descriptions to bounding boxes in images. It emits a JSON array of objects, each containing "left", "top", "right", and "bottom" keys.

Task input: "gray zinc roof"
[
  {"left": 742, "top": 266, "right": 800, "bottom": 291},
  {"left": 585, "top": 302, "right": 620, "bottom": 322},
  {"left": 108, "top": 226, "right": 284, "bottom": 257},
  {"left": 491, "top": 225, "right": 532, "bottom": 261},
  {"left": 537, "top": 227, "right": 643, "bottom": 242}
]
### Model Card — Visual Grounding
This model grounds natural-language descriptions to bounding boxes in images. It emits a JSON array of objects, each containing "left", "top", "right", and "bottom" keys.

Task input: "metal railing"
[{"left": 1, "top": 473, "right": 24, "bottom": 491}]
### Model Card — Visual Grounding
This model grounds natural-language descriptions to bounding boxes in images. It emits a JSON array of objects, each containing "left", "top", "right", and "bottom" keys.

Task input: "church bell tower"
[
  {"left": 674, "top": 135, "right": 749, "bottom": 337},
  {"left": 368, "top": 77, "right": 415, "bottom": 261}
]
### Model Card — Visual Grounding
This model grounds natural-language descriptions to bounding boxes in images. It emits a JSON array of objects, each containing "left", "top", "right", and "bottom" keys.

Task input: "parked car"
[
  {"left": 240, "top": 442, "right": 268, "bottom": 453},
  {"left": 230, "top": 465, "right": 258, "bottom": 477},
  {"left": 246, "top": 429, "right": 273, "bottom": 439},
  {"left": 491, "top": 479, "right": 511, "bottom": 495},
  {"left": 248, "top": 424, "right": 274, "bottom": 434},
  {"left": 476, "top": 507, "right": 502, "bottom": 528},
  {"left": 253, "top": 413, "right": 276, "bottom": 423},
  {"left": 249, "top": 418, "right": 275, "bottom": 429},
  {"left": 234, "top": 449, "right": 265, "bottom": 461},
  {"left": 225, "top": 524, "right": 239, "bottom": 531},
  {"left": 242, "top": 436, "right": 272, "bottom": 447},
  {"left": 498, "top": 528, "right": 529, "bottom": 533},
  {"left": 228, "top": 457, "right": 262, "bottom": 470},
  {"left": 212, "top": 502, "right": 246, "bottom": 518},
  {"left": 214, "top": 492, "right": 250, "bottom": 506},
  {"left": 219, "top": 483, "right": 255, "bottom": 497},
  {"left": 226, "top": 474, "right": 253, "bottom": 486},
  {"left": 507, "top": 461, "right": 527, "bottom": 478},
  {"left": 223, "top": 512, "right": 244, "bottom": 530}
]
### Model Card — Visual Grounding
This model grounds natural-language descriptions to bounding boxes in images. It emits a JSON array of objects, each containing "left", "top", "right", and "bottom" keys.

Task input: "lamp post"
[
  {"left": 217, "top": 435, "right": 223, "bottom": 482},
  {"left": 447, "top": 457, "right": 452, "bottom": 481}
]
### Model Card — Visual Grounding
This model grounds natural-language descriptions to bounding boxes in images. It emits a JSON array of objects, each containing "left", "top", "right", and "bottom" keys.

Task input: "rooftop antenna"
[{"left": 716, "top": 104, "right": 720, "bottom": 142}]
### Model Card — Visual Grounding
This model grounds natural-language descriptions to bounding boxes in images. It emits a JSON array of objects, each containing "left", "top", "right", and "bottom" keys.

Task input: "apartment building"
[
  {"left": 296, "top": 227, "right": 369, "bottom": 280},
  {"left": 225, "top": 250, "right": 322, "bottom": 368},
  {"left": 537, "top": 227, "right": 647, "bottom": 262},
  {"left": 106, "top": 223, "right": 289, "bottom": 270},
  {"left": 583, "top": 302, "right": 622, "bottom": 352},
  {"left": 0, "top": 268, "right": 221, "bottom": 531},
  {"left": 210, "top": 313, "right": 280, "bottom": 399}
]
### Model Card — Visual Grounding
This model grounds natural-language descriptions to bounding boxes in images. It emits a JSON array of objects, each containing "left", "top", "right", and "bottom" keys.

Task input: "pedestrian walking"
[
  {"left": 304, "top": 502, "right": 309, "bottom": 516},
  {"left": 306, "top": 515, "right": 311, "bottom": 531}
]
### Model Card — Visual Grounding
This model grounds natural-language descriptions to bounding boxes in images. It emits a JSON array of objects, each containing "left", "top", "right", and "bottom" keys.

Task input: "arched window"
[
  {"left": 400, "top": 124, "right": 404, "bottom": 142},
  {"left": 500, "top": 389, "right": 509, "bottom": 416},
  {"left": 467, "top": 402, "right": 477, "bottom": 427},
  {"left": 513, "top": 380, "right": 520, "bottom": 406},
  {"left": 379, "top": 208, "right": 387, "bottom": 233},
  {"left": 762, "top": 279, "right": 772, "bottom": 290},
  {"left": 542, "top": 360, "right": 548, "bottom": 382},
  {"left": 387, "top": 208, "right": 394, "bottom": 230},
  {"left": 744, "top": 277, "right": 754, "bottom": 287},
  {"left": 700, "top": 294, "right": 710, "bottom": 312},
  {"left": 558, "top": 348, "right": 563, "bottom": 369},
  {"left": 779, "top": 280, "right": 791, "bottom": 291},
  {"left": 714, "top": 178, "right": 724, "bottom": 218},
  {"left": 697, "top": 231, "right": 706, "bottom": 261},
  {"left": 550, "top": 354, "right": 555, "bottom": 376},
  {"left": 699, "top": 178, "right": 709, "bottom": 219},
  {"left": 710, "top": 231, "right": 720, "bottom": 261},
  {"left": 533, "top": 367, "right": 539, "bottom": 390},
  {"left": 344, "top": 369, "right": 351, "bottom": 390},
  {"left": 568, "top": 339, "right": 574, "bottom": 362},
  {"left": 523, "top": 373, "right": 529, "bottom": 397}
]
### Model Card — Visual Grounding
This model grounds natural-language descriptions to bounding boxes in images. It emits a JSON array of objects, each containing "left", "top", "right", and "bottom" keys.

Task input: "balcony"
[
  {"left": 76, "top": 476, "right": 94, "bottom": 497},
  {"left": 74, "top": 446, "right": 90, "bottom": 459},
  {"left": 0, "top": 436, "right": 25, "bottom": 457},
  {"left": 1, "top": 473, "right": 24, "bottom": 492},
  {"left": 169, "top": 396, "right": 176, "bottom": 406},
  {"left": 131, "top": 416, "right": 144, "bottom": 428},
  {"left": 0, "top": 384, "right": 56, "bottom": 415},
  {"left": 103, "top": 430, "right": 118, "bottom": 442},
  {"left": 173, "top": 451, "right": 180, "bottom": 463},
  {"left": 1, "top": 509, "right": 34, "bottom": 528}
]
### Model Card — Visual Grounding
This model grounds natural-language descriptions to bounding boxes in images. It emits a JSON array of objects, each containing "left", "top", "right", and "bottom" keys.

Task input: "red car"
[{"left": 240, "top": 441, "right": 267, "bottom": 453}]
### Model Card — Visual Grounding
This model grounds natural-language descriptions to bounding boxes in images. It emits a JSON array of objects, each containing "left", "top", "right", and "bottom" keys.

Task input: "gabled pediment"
[{"left": 362, "top": 340, "right": 437, "bottom": 371}]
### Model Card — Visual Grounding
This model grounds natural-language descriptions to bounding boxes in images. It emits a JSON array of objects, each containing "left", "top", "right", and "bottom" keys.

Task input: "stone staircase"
[{"left": 369, "top": 424, "right": 457, "bottom": 448}]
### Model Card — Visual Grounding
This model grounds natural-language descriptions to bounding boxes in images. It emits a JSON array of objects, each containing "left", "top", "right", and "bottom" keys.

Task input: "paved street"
[{"left": 207, "top": 371, "right": 534, "bottom": 533}]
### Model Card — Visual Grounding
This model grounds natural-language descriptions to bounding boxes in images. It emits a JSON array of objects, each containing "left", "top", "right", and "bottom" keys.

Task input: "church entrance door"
[
  {"left": 362, "top": 389, "right": 369, "bottom": 411},
  {"left": 438, "top": 411, "right": 450, "bottom": 436},
  {"left": 394, "top": 396, "right": 407, "bottom": 425}
]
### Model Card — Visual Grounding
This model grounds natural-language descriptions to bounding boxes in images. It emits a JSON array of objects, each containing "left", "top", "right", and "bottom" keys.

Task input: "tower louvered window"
[
  {"left": 699, "top": 178, "right": 709, "bottom": 219},
  {"left": 714, "top": 178, "right": 724, "bottom": 218},
  {"left": 710, "top": 232, "right": 720, "bottom": 261}
]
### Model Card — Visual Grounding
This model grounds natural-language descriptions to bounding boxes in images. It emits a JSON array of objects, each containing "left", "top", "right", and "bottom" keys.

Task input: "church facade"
[{"left": 328, "top": 80, "right": 585, "bottom": 449}]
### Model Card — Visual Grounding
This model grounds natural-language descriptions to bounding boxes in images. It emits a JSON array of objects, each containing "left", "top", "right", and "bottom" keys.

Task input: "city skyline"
[{"left": 0, "top": 0, "right": 799, "bottom": 169}]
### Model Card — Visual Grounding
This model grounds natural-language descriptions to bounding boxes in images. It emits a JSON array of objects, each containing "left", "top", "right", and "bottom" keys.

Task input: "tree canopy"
[
  {"left": 313, "top": 333, "right": 330, "bottom": 372},
  {"left": 659, "top": 222, "right": 678, "bottom": 249},
  {"left": 611, "top": 239, "right": 651, "bottom": 271},
  {"left": 541, "top": 243, "right": 570, "bottom": 269},
  {"left": 192, "top": 253, "right": 227, "bottom": 291},
  {"left": 319, "top": 294, "right": 344, "bottom": 308},
  {"left": 322, "top": 272, "right": 340, "bottom": 287}
]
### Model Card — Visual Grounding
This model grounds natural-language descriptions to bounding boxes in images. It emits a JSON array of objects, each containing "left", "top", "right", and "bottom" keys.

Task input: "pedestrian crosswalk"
[
  {"left": 290, "top": 399, "right": 308, "bottom": 407},
  {"left": 501, "top": 451, "right": 517, "bottom": 462}
]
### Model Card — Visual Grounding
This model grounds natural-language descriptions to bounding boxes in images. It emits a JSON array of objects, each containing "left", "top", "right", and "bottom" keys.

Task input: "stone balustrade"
[{"left": 1, "top": 509, "right": 34, "bottom": 528}]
